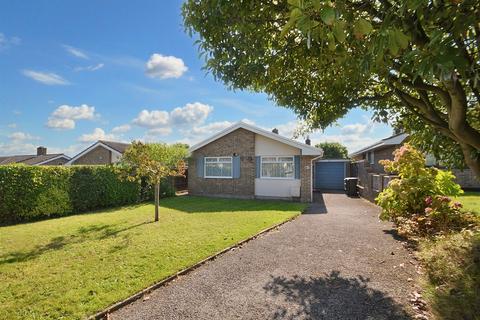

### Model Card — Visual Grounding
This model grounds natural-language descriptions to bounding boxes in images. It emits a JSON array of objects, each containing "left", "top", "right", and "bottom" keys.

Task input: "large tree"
[
  {"left": 118, "top": 142, "right": 187, "bottom": 222},
  {"left": 183, "top": 0, "right": 480, "bottom": 177}
]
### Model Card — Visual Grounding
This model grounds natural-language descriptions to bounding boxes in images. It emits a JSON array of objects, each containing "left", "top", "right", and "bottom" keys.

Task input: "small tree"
[
  {"left": 118, "top": 141, "right": 187, "bottom": 222},
  {"left": 315, "top": 142, "right": 348, "bottom": 159}
]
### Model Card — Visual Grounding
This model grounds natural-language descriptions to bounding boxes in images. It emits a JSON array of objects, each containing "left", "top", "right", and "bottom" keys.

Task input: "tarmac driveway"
[{"left": 111, "top": 193, "right": 417, "bottom": 320}]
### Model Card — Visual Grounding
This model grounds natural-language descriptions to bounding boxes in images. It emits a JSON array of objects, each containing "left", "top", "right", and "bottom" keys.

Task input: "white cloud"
[
  {"left": 22, "top": 70, "right": 70, "bottom": 85},
  {"left": 145, "top": 53, "right": 188, "bottom": 79},
  {"left": 51, "top": 104, "right": 96, "bottom": 120},
  {"left": 132, "top": 102, "right": 213, "bottom": 131},
  {"left": 263, "top": 118, "right": 383, "bottom": 153},
  {"left": 269, "top": 120, "right": 302, "bottom": 138},
  {"left": 74, "top": 63, "right": 104, "bottom": 72},
  {"left": 63, "top": 45, "right": 89, "bottom": 59},
  {"left": 47, "top": 143, "right": 86, "bottom": 157},
  {"left": 46, "top": 118, "right": 75, "bottom": 130},
  {"left": 170, "top": 102, "right": 213, "bottom": 125},
  {"left": 78, "top": 128, "right": 115, "bottom": 142},
  {"left": 112, "top": 124, "right": 131, "bottom": 133},
  {"left": 46, "top": 104, "right": 97, "bottom": 130},
  {"left": 7, "top": 123, "right": 17, "bottom": 128},
  {"left": 0, "top": 142, "right": 36, "bottom": 156},
  {"left": 189, "top": 121, "right": 233, "bottom": 136},
  {"left": 241, "top": 118, "right": 256, "bottom": 126},
  {"left": 311, "top": 133, "right": 379, "bottom": 153},
  {"left": 144, "top": 127, "right": 173, "bottom": 141},
  {"left": 133, "top": 109, "right": 170, "bottom": 128},
  {"left": 0, "top": 33, "right": 21, "bottom": 51},
  {"left": 8, "top": 131, "right": 39, "bottom": 141},
  {"left": 0, "top": 129, "right": 39, "bottom": 156},
  {"left": 341, "top": 122, "right": 372, "bottom": 135}
]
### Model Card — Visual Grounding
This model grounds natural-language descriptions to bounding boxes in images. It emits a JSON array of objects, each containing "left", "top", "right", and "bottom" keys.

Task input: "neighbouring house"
[
  {"left": 188, "top": 121, "right": 323, "bottom": 202},
  {"left": 0, "top": 146, "right": 70, "bottom": 166},
  {"left": 350, "top": 133, "right": 480, "bottom": 195},
  {"left": 66, "top": 140, "right": 130, "bottom": 165},
  {"left": 350, "top": 133, "right": 409, "bottom": 173}
]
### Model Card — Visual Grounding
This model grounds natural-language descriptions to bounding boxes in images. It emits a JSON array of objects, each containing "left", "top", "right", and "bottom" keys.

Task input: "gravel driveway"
[{"left": 111, "top": 193, "right": 417, "bottom": 320}]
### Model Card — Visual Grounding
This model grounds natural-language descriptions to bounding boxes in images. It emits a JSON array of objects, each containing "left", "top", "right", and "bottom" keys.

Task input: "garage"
[{"left": 314, "top": 160, "right": 349, "bottom": 191}]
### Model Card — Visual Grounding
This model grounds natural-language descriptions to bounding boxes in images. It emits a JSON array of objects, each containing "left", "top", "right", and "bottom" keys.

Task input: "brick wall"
[
  {"left": 354, "top": 160, "right": 398, "bottom": 202},
  {"left": 371, "top": 146, "right": 397, "bottom": 172},
  {"left": 188, "top": 128, "right": 255, "bottom": 199},
  {"left": 300, "top": 156, "right": 315, "bottom": 202},
  {"left": 451, "top": 168, "right": 480, "bottom": 189},
  {"left": 71, "top": 146, "right": 112, "bottom": 165}
]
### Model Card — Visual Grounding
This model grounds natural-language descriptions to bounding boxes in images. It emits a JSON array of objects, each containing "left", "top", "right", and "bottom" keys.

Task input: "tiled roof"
[
  {"left": 349, "top": 133, "right": 409, "bottom": 157},
  {"left": 0, "top": 155, "right": 35, "bottom": 165},
  {"left": 99, "top": 140, "right": 131, "bottom": 153},
  {"left": 22, "top": 154, "right": 68, "bottom": 165},
  {"left": 0, "top": 154, "right": 69, "bottom": 165}
]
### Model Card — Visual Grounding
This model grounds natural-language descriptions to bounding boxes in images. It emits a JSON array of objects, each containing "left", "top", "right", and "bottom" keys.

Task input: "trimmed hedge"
[{"left": 0, "top": 165, "right": 175, "bottom": 224}]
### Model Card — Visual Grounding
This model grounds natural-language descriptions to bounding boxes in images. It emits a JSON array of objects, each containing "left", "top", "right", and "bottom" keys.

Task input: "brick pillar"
[{"left": 300, "top": 156, "right": 315, "bottom": 202}]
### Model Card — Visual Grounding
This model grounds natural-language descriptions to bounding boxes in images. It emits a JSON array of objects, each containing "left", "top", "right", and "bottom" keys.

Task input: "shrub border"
[{"left": 89, "top": 211, "right": 303, "bottom": 319}]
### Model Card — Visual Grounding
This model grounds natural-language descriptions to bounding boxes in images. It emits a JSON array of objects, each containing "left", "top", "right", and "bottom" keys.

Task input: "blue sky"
[{"left": 0, "top": 0, "right": 392, "bottom": 157}]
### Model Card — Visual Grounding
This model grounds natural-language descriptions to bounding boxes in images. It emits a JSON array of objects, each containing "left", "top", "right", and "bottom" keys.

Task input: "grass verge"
[
  {"left": 458, "top": 191, "right": 480, "bottom": 215},
  {"left": 417, "top": 229, "right": 480, "bottom": 319},
  {"left": 0, "top": 196, "right": 305, "bottom": 319}
]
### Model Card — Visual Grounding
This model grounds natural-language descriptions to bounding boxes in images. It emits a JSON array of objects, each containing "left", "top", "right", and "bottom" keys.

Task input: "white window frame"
[
  {"left": 204, "top": 156, "right": 233, "bottom": 179},
  {"left": 260, "top": 156, "right": 295, "bottom": 180}
]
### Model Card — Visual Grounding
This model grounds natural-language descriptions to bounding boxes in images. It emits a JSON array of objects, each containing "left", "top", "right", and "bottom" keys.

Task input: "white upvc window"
[
  {"left": 204, "top": 157, "right": 233, "bottom": 178},
  {"left": 261, "top": 156, "right": 295, "bottom": 179}
]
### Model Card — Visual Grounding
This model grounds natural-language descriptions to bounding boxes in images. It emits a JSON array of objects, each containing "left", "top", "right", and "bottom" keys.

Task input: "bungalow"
[
  {"left": 188, "top": 121, "right": 323, "bottom": 202},
  {"left": 350, "top": 133, "right": 480, "bottom": 190},
  {"left": 66, "top": 140, "right": 130, "bottom": 165},
  {"left": 0, "top": 146, "right": 70, "bottom": 166},
  {"left": 349, "top": 133, "right": 409, "bottom": 173}
]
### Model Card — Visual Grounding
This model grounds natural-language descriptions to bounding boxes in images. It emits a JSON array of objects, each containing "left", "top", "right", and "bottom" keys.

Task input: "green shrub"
[
  {"left": 70, "top": 166, "right": 140, "bottom": 212},
  {"left": 376, "top": 144, "right": 466, "bottom": 238},
  {"left": 0, "top": 165, "right": 176, "bottom": 224},
  {"left": 435, "top": 170, "right": 464, "bottom": 197},
  {"left": 0, "top": 165, "right": 73, "bottom": 222},
  {"left": 418, "top": 229, "right": 480, "bottom": 319}
]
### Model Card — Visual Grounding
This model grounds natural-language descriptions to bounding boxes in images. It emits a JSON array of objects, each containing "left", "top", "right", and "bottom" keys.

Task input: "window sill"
[{"left": 204, "top": 176, "right": 233, "bottom": 179}]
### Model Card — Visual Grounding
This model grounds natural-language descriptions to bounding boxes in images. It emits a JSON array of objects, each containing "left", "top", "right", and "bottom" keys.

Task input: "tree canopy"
[
  {"left": 183, "top": 0, "right": 480, "bottom": 177},
  {"left": 118, "top": 141, "right": 187, "bottom": 221},
  {"left": 315, "top": 141, "right": 349, "bottom": 159}
]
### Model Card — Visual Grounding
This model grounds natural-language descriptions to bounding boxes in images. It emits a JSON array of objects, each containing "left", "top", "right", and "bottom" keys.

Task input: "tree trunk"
[
  {"left": 393, "top": 81, "right": 480, "bottom": 179},
  {"left": 459, "top": 143, "right": 480, "bottom": 179},
  {"left": 154, "top": 182, "right": 160, "bottom": 222}
]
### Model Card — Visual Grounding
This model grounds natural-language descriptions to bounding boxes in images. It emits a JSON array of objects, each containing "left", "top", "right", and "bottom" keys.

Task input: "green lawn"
[
  {"left": 0, "top": 196, "right": 305, "bottom": 320},
  {"left": 458, "top": 191, "right": 480, "bottom": 215}
]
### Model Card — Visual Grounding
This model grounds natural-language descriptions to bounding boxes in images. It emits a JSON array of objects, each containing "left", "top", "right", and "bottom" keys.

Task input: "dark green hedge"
[{"left": 0, "top": 165, "right": 175, "bottom": 224}]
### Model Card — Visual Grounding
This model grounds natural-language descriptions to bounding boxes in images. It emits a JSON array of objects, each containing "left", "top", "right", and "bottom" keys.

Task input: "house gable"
[
  {"left": 255, "top": 134, "right": 301, "bottom": 156},
  {"left": 66, "top": 141, "right": 124, "bottom": 165},
  {"left": 189, "top": 128, "right": 256, "bottom": 198}
]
